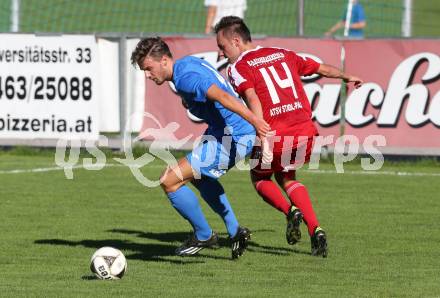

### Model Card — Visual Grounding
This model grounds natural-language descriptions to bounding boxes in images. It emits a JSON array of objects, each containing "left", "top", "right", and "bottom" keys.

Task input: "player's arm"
[
  {"left": 351, "top": 20, "right": 366, "bottom": 29},
  {"left": 242, "top": 88, "right": 264, "bottom": 120},
  {"left": 204, "top": 5, "right": 217, "bottom": 34},
  {"left": 242, "top": 88, "right": 274, "bottom": 163},
  {"left": 206, "top": 84, "right": 270, "bottom": 137},
  {"left": 316, "top": 64, "right": 363, "bottom": 88},
  {"left": 325, "top": 21, "right": 344, "bottom": 37},
  {"left": 227, "top": 64, "right": 265, "bottom": 120}
]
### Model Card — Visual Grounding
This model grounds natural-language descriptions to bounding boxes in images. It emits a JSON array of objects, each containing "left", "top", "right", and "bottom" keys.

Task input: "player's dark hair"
[
  {"left": 214, "top": 16, "right": 252, "bottom": 42},
  {"left": 131, "top": 37, "right": 173, "bottom": 67}
]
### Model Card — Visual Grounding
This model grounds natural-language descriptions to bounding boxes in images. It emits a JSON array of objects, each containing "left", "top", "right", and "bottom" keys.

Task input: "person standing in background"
[
  {"left": 325, "top": 0, "right": 366, "bottom": 38},
  {"left": 204, "top": 0, "right": 247, "bottom": 34}
]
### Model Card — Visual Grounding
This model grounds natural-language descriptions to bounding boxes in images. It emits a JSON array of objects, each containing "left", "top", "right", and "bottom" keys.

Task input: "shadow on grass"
[
  {"left": 108, "top": 229, "right": 192, "bottom": 243},
  {"left": 33, "top": 237, "right": 223, "bottom": 264},
  {"left": 247, "top": 242, "right": 311, "bottom": 256},
  {"left": 109, "top": 228, "right": 310, "bottom": 257},
  {"left": 81, "top": 275, "right": 98, "bottom": 281}
]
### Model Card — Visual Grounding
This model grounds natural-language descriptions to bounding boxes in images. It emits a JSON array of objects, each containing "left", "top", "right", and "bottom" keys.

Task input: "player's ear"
[
  {"left": 161, "top": 55, "right": 168, "bottom": 66},
  {"left": 232, "top": 35, "right": 241, "bottom": 47}
]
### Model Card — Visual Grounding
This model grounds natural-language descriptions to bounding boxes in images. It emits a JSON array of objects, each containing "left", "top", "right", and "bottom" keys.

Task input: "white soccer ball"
[{"left": 90, "top": 247, "right": 127, "bottom": 280}]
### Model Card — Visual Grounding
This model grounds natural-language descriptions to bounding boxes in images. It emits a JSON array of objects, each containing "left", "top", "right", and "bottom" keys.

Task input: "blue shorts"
[{"left": 187, "top": 135, "right": 255, "bottom": 179}]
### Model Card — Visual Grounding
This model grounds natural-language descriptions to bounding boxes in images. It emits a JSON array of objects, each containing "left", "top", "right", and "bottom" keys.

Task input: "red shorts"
[
  {"left": 271, "top": 120, "right": 318, "bottom": 152},
  {"left": 250, "top": 136, "right": 315, "bottom": 175}
]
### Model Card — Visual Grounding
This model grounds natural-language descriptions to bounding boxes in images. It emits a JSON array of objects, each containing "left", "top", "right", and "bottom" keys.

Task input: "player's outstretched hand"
[
  {"left": 255, "top": 117, "right": 271, "bottom": 138},
  {"left": 345, "top": 75, "right": 363, "bottom": 89}
]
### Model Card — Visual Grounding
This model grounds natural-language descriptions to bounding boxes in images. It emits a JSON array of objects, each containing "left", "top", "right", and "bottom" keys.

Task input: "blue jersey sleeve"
[
  {"left": 176, "top": 72, "right": 214, "bottom": 102},
  {"left": 342, "top": 4, "right": 365, "bottom": 22},
  {"left": 353, "top": 5, "right": 365, "bottom": 22}
]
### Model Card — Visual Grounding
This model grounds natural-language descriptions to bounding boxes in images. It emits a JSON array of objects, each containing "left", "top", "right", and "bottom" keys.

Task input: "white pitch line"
[
  {"left": 304, "top": 169, "right": 440, "bottom": 177},
  {"left": 0, "top": 163, "right": 120, "bottom": 174},
  {"left": 0, "top": 164, "right": 439, "bottom": 177}
]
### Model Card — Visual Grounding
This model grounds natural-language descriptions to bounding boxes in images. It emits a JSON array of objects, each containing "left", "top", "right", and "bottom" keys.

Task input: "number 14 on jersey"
[{"left": 259, "top": 62, "right": 299, "bottom": 105}]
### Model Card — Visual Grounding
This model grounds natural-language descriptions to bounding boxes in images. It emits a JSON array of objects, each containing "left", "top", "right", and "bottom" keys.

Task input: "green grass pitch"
[{"left": 0, "top": 151, "right": 439, "bottom": 297}]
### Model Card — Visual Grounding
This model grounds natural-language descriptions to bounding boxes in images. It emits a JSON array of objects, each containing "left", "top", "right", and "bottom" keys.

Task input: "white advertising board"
[{"left": 0, "top": 34, "right": 99, "bottom": 140}]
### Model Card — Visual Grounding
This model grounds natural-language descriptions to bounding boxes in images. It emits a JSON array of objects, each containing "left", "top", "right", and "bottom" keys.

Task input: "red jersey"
[{"left": 228, "top": 46, "right": 319, "bottom": 151}]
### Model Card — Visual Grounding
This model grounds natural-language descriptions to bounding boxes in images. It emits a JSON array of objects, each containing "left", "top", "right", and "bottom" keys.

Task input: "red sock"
[
  {"left": 285, "top": 181, "right": 319, "bottom": 236},
  {"left": 255, "top": 180, "right": 290, "bottom": 215}
]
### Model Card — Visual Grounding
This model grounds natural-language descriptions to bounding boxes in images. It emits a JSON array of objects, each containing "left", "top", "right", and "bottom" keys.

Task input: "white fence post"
[
  {"left": 402, "top": 0, "right": 413, "bottom": 37},
  {"left": 343, "top": 0, "right": 355, "bottom": 37},
  {"left": 11, "top": 0, "right": 20, "bottom": 32},
  {"left": 119, "top": 35, "right": 128, "bottom": 151}
]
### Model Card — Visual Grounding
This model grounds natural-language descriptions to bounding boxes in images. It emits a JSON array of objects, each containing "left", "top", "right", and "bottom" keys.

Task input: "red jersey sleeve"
[
  {"left": 287, "top": 50, "right": 320, "bottom": 76},
  {"left": 228, "top": 62, "right": 255, "bottom": 96}
]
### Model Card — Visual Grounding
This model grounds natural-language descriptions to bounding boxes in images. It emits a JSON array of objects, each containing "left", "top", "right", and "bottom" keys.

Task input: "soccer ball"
[{"left": 90, "top": 247, "right": 127, "bottom": 280}]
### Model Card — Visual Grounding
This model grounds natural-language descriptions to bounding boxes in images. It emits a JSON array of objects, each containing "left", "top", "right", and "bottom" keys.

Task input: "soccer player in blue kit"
[{"left": 131, "top": 37, "right": 270, "bottom": 259}]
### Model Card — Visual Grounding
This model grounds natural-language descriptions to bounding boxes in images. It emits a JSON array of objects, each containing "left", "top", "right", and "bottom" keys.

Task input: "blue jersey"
[
  {"left": 172, "top": 56, "right": 255, "bottom": 141},
  {"left": 342, "top": 3, "right": 366, "bottom": 38}
]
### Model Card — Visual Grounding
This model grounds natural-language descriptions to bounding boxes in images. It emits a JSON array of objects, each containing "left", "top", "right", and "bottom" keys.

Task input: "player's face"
[
  {"left": 141, "top": 56, "right": 167, "bottom": 85},
  {"left": 216, "top": 31, "right": 241, "bottom": 64}
]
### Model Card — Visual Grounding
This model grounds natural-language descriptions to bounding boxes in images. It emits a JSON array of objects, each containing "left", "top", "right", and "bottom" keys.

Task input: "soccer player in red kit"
[{"left": 215, "top": 16, "right": 363, "bottom": 257}]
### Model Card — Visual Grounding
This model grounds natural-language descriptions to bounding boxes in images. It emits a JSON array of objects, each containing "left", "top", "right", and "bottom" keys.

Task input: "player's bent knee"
[
  {"left": 275, "top": 171, "right": 296, "bottom": 188},
  {"left": 250, "top": 170, "right": 272, "bottom": 184},
  {"left": 159, "top": 169, "right": 176, "bottom": 193},
  {"left": 160, "top": 178, "right": 177, "bottom": 193},
  {"left": 250, "top": 175, "right": 260, "bottom": 188}
]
